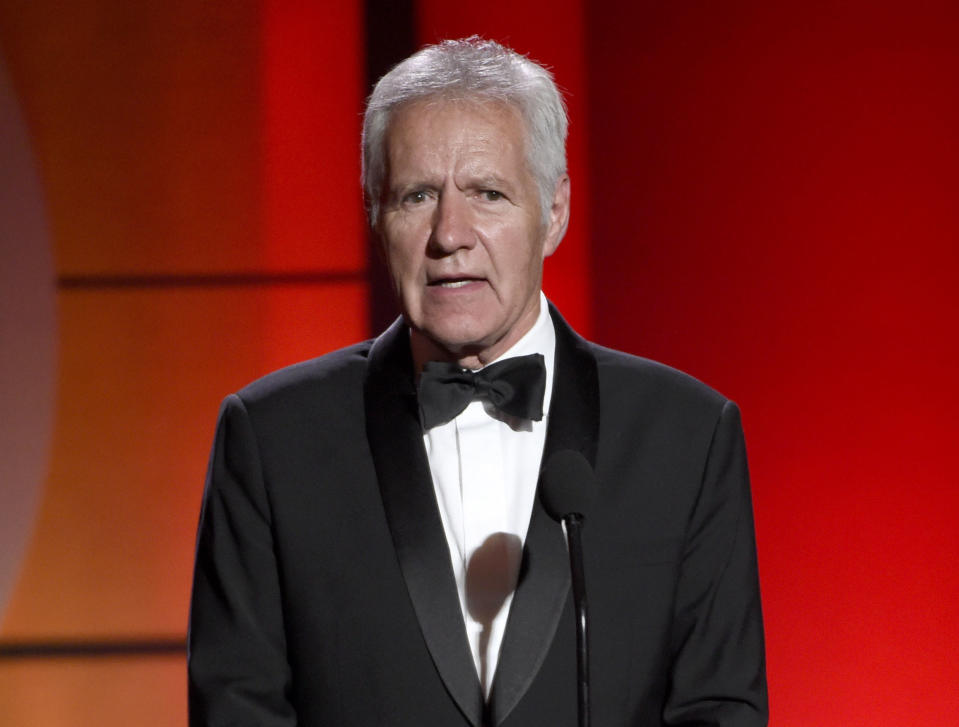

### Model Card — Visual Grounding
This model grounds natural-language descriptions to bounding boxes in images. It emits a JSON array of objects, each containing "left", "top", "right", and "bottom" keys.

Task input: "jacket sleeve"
[
  {"left": 662, "top": 399, "right": 769, "bottom": 726},
  {"left": 187, "top": 394, "right": 297, "bottom": 726}
]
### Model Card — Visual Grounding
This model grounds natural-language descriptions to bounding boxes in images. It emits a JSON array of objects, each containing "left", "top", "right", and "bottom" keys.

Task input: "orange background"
[{"left": 1, "top": 1, "right": 957, "bottom": 725}]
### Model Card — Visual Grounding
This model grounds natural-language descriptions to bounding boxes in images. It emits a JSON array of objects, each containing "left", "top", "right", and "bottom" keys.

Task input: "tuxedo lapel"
[
  {"left": 364, "top": 319, "right": 484, "bottom": 727},
  {"left": 488, "top": 305, "right": 601, "bottom": 725}
]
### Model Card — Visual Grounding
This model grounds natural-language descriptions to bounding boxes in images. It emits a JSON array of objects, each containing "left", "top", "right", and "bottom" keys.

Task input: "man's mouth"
[{"left": 428, "top": 277, "right": 481, "bottom": 288}]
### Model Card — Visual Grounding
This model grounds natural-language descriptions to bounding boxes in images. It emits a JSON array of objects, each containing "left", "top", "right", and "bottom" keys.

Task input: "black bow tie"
[{"left": 417, "top": 353, "right": 547, "bottom": 429}]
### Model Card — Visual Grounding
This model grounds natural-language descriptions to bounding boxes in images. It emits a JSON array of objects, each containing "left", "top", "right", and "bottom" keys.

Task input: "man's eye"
[
  {"left": 404, "top": 190, "right": 428, "bottom": 204},
  {"left": 481, "top": 190, "right": 503, "bottom": 201}
]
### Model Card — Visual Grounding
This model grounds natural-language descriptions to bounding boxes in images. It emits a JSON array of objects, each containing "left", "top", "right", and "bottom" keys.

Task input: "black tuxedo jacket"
[{"left": 188, "top": 306, "right": 767, "bottom": 726}]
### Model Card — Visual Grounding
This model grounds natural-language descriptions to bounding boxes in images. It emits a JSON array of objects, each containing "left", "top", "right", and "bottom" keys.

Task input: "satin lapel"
[
  {"left": 364, "top": 319, "right": 484, "bottom": 727},
  {"left": 488, "top": 305, "right": 600, "bottom": 725}
]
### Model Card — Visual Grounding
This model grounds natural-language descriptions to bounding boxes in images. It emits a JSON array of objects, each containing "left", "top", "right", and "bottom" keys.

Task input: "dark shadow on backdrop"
[{"left": 365, "top": 0, "right": 417, "bottom": 335}]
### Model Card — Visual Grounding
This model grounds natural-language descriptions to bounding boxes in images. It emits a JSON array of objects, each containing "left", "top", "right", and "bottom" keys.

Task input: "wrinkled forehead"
[
  {"left": 383, "top": 95, "right": 531, "bottom": 175},
  {"left": 387, "top": 94, "right": 528, "bottom": 146}
]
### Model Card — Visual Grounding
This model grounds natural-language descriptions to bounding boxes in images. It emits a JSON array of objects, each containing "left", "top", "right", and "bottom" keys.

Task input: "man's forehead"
[
  {"left": 393, "top": 93, "right": 521, "bottom": 119},
  {"left": 385, "top": 98, "right": 527, "bottom": 169},
  {"left": 388, "top": 97, "right": 524, "bottom": 142}
]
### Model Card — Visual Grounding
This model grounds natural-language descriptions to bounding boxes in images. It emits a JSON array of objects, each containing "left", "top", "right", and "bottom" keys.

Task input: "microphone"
[
  {"left": 540, "top": 450, "right": 596, "bottom": 727},
  {"left": 541, "top": 450, "right": 595, "bottom": 522}
]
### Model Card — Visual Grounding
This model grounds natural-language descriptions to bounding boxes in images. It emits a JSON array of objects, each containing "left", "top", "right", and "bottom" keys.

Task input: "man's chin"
[{"left": 409, "top": 324, "right": 501, "bottom": 368}]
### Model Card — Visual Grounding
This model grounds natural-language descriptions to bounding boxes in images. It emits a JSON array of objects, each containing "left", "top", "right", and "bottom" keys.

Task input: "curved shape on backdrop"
[{"left": 0, "top": 57, "right": 58, "bottom": 622}]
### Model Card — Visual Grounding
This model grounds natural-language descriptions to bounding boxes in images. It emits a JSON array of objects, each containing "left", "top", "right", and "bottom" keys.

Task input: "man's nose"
[{"left": 429, "top": 191, "right": 475, "bottom": 254}]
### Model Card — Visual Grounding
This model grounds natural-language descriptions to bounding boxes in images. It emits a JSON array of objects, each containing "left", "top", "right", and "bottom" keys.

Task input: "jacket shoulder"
[
  {"left": 234, "top": 340, "right": 373, "bottom": 415},
  {"left": 589, "top": 342, "right": 730, "bottom": 415}
]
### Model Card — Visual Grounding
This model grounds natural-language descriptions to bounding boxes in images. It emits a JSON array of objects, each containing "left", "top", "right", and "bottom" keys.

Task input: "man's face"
[{"left": 378, "top": 99, "right": 569, "bottom": 368}]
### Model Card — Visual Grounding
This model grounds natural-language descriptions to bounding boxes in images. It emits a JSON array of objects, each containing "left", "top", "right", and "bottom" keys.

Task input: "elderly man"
[{"left": 188, "top": 37, "right": 768, "bottom": 727}]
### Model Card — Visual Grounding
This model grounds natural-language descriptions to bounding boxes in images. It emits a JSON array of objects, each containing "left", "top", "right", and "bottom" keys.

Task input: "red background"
[{"left": 1, "top": 1, "right": 957, "bottom": 724}]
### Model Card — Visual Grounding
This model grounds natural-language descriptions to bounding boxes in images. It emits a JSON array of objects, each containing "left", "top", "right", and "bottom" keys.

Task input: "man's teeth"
[{"left": 439, "top": 280, "right": 471, "bottom": 288}]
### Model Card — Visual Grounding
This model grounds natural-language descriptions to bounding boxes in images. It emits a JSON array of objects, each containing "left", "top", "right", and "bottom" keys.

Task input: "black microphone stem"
[{"left": 565, "top": 513, "right": 589, "bottom": 727}]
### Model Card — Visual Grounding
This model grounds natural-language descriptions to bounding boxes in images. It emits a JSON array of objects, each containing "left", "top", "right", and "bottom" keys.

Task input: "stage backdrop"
[{"left": 1, "top": 2, "right": 956, "bottom": 725}]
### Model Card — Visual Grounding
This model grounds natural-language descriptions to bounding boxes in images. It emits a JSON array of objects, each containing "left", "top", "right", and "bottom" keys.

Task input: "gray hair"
[{"left": 362, "top": 36, "right": 568, "bottom": 227}]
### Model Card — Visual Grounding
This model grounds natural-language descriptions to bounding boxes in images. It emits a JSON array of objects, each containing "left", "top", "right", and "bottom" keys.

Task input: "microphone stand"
[{"left": 564, "top": 513, "right": 589, "bottom": 727}]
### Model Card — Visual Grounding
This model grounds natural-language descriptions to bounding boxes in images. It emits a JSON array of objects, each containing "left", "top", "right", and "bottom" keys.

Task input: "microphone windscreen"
[{"left": 540, "top": 450, "right": 596, "bottom": 521}]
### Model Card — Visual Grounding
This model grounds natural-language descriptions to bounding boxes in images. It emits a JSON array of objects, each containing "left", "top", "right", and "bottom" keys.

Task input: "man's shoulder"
[
  {"left": 235, "top": 339, "right": 374, "bottom": 411},
  {"left": 586, "top": 341, "right": 729, "bottom": 413},
  {"left": 549, "top": 303, "right": 731, "bottom": 417}
]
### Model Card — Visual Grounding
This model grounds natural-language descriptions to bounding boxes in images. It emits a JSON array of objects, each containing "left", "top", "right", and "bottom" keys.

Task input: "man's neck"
[
  {"left": 409, "top": 332, "right": 499, "bottom": 373},
  {"left": 409, "top": 296, "right": 547, "bottom": 373}
]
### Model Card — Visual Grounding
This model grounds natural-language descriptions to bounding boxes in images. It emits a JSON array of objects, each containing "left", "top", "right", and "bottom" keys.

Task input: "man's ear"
[{"left": 543, "top": 174, "right": 571, "bottom": 258}]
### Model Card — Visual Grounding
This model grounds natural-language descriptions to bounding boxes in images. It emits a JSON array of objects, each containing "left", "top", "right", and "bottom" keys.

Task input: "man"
[{"left": 188, "top": 37, "right": 768, "bottom": 726}]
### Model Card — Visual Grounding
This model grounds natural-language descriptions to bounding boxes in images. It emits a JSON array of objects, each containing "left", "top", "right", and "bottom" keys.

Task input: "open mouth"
[{"left": 428, "top": 277, "right": 482, "bottom": 288}]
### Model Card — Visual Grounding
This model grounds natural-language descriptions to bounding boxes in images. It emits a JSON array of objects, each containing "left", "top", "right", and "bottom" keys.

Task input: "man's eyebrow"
[
  {"left": 465, "top": 174, "right": 514, "bottom": 190},
  {"left": 388, "top": 177, "right": 439, "bottom": 193}
]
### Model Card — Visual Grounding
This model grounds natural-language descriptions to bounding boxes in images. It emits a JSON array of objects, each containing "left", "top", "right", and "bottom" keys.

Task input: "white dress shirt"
[{"left": 422, "top": 293, "right": 555, "bottom": 696}]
